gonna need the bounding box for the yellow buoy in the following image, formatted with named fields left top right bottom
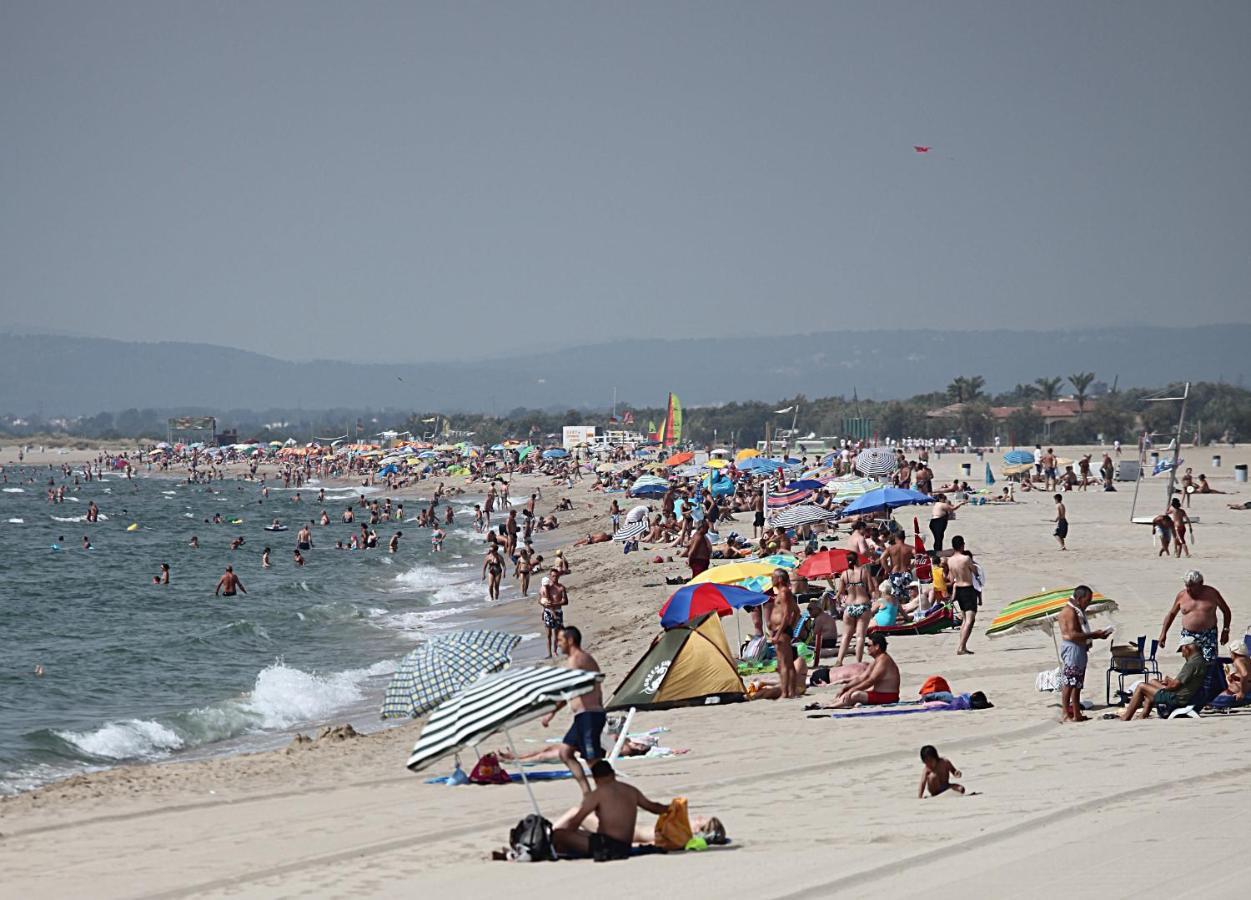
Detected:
left=127, top=523, right=139, bottom=532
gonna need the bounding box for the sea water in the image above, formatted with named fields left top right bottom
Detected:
left=0, top=472, right=503, bottom=794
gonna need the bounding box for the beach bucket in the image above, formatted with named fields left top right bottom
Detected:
left=1211, top=455, right=1221, bottom=468
left=1236, top=465, right=1248, bottom=483
left=1150, top=452, right=1159, bottom=465
left=960, top=463, right=971, bottom=477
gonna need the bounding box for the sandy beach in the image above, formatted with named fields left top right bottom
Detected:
left=2, top=444, right=1248, bottom=899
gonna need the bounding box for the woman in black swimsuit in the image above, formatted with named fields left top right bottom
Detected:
left=482, top=545, right=504, bottom=600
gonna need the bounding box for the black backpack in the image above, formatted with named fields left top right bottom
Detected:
left=509, top=814, right=556, bottom=861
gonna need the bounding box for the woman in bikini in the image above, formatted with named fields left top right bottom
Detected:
left=834, top=551, right=877, bottom=667
left=482, top=544, right=504, bottom=600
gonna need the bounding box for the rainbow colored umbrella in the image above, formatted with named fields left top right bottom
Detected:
left=986, top=588, right=1117, bottom=637
left=659, top=583, right=768, bottom=628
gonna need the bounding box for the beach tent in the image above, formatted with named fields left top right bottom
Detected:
left=607, top=613, right=745, bottom=711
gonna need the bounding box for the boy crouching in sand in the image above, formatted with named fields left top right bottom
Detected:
left=918, top=745, right=964, bottom=798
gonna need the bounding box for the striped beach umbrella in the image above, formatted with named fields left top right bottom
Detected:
left=986, top=589, right=1117, bottom=637
left=381, top=630, right=521, bottom=719
left=854, top=447, right=899, bottom=477
left=766, top=487, right=815, bottom=509
left=407, top=666, right=603, bottom=772
left=1003, top=450, right=1034, bottom=465
left=768, top=504, right=840, bottom=528
left=613, top=519, right=648, bottom=542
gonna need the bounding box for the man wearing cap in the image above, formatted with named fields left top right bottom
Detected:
left=1117, top=634, right=1207, bottom=720
left=1158, top=571, right=1232, bottom=662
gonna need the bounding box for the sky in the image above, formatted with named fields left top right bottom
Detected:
left=2, top=1, right=1249, bottom=362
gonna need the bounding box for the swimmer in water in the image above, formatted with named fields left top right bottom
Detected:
left=262, top=546, right=271, bottom=568
left=230, top=535, right=245, bottom=551
left=189, top=535, right=199, bottom=548
left=293, top=548, right=305, bottom=567
left=160, top=563, right=170, bottom=584
left=82, top=535, right=92, bottom=550
left=215, top=565, right=246, bottom=597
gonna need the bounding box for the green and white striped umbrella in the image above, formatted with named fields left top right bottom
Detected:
left=381, top=630, right=522, bottom=719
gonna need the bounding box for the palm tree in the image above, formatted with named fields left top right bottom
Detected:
left=1068, top=372, right=1096, bottom=414
left=946, top=376, right=986, bottom=404
left=1034, top=376, right=1063, bottom=401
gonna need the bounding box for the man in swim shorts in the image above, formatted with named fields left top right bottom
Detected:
left=1158, top=570, right=1231, bottom=662
left=214, top=565, right=246, bottom=597
left=945, top=536, right=979, bottom=656
left=552, top=761, right=670, bottom=861
left=541, top=626, right=604, bottom=795
left=826, top=633, right=900, bottom=707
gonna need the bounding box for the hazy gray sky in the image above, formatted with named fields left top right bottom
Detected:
left=3, top=1, right=1248, bottom=362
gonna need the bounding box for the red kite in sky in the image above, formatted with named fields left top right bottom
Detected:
left=913, top=146, right=931, bottom=153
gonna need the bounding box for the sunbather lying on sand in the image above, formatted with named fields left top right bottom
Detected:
left=498, top=736, right=652, bottom=763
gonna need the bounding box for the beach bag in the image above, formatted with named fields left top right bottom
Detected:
left=918, top=675, right=951, bottom=697
left=654, top=797, right=693, bottom=851
left=469, top=753, right=511, bottom=785
left=509, top=814, right=555, bottom=861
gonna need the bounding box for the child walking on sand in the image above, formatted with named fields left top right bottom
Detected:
left=918, top=745, right=965, bottom=798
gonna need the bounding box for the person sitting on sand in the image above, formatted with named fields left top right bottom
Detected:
left=805, top=600, right=840, bottom=661
left=824, top=633, right=900, bottom=707
left=1197, top=474, right=1224, bottom=494
left=1116, top=634, right=1206, bottom=720
left=918, top=744, right=964, bottom=798
left=551, top=761, right=670, bottom=861
left=1223, top=639, right=1250, bottom=702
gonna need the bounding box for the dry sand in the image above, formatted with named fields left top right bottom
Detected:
left=2, top=444, right=1248, bottom=899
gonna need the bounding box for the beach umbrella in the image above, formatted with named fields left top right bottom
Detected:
left=766, top=487, right=815, bottom=509
left=760, top=553, right=799, bottom=569
left=378, top=463, right=400, bottom=476
left=706, top=458, right=730, bottom=469
left=768, top=504, right=840, bottom=528
left=406, top=665, right=604, bottom=813
left=382, top=630, right=522, bottom=720
left=1003, top=450, right=1034, bottom=465
left=854, top=447, right=899, bottom=477
left=985, top=463, right=996, bottom=485
left=542, top=448, right=568, bottom=459
left=797, top=549, right=859, bottom=580
left=737, top=457, right=786, bottom=473
left=735, top=448, right=760, bottom=462
left=663, top=450, right=694, bottom=467
left=613, top=520, right=648, bottom=542
left=686, top=560, right=776, bottom=587
left=787, top=479, right=824, bottom=492
left=986, top=589, right=1117, bottom=638
left=842, top=486, right=933, bottom=517
left=659, top=583, right=767, bottom=628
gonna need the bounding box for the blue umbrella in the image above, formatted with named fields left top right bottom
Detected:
left=542, top=448, right=569, bottom=459
left=1003, top=450, right=1034, bottom=465
left=737, top=457, right=786, bottom=473
left=842, top=486, right=934, bottom=516
left=378, top=463, right=400, bottom=475
left=786, top=479, right=825, bottom=492
left=659, top=583, right=769, bottom=628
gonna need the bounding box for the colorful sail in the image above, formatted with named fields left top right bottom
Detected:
left=662, top=393, right=682, bottom=447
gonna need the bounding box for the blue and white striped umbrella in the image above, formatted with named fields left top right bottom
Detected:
left=768, top=504, right=841, bottom=528
left=854, top=447, right=899, bottom=477
left=407, top=666, right=603, bottom=772
left=1003, top=450, right=1034, bottom=465
left=382, top=630, right=521, bottom=720
left=613, top=520, right=648, bottom=542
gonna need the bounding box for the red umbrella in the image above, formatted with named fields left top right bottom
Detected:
left=796, top=549, right=859, bottom=580
left=663, top=450, right=694, bottom=467
left=658, top=583, right=766, bottom=628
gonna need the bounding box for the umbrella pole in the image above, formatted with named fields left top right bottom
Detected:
left=503, top=728, right=542, bottom=817
left=606, top=707, right=637, bottom=763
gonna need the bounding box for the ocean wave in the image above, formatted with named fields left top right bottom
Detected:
left=2, top=487, right=24, bottom=493
left=51, top=513, right=109, bottom=523
left=55, top=719, right=184, bottom=761
left=392, top=563, right=452, bottom=593
left=7, top=518, right=24, bottom=524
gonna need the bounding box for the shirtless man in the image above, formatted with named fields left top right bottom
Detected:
left=826, top=633, right=900, bottom=707
left=541, top=626, right=604, bottom=795
left=768, top=569, right=801, bottom=699
left=574, top=532, right=612, bottom=546
left=552, top=761, right=669, bottom=861
left=1167, top=497, right=1191, bottom=558
left=215, top=565, right=246, bottom=597
left=1158, top=570, right=1231, bottom=662
left=806, top=600, right=840, bottom=662
left=1053, top=494, right=1068, bottom=550
left=751, top=490, right=765, bottom=540
left=539, top=569, right=568, bottom=658
left=946, top=536, right=978, bottom=655
left=296, top=524, right=313, bottom=552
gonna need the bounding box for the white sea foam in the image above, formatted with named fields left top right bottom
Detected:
left=7, top=518, right=24, bottom=524
left=56, top=720, right=184, bottom=760
left=392, top=563, right=450, bottom=593
left=2, top=488, right=24, bottom=493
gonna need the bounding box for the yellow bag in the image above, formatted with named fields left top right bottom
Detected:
left=654, top=796, right=693, bottom=850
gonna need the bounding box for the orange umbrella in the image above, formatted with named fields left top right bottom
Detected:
left=664, top=451, right=694, bottom=467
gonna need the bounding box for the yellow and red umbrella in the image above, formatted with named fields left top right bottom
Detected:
left=987, top=588, right=1116, bottom=637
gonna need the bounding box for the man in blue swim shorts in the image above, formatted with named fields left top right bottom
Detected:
left=541, top=626, right=605, bottom=794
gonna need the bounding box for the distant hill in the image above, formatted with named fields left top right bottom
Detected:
left=2, top=326, right=1248, bottom=417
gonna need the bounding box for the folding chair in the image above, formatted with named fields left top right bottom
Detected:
left=1106, top=636, right=1161, bottom=705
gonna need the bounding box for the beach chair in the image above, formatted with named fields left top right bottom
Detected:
left=1158, top=658, right=1231, bottom=719
left=1105, top=636, right=1161, bottom=705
